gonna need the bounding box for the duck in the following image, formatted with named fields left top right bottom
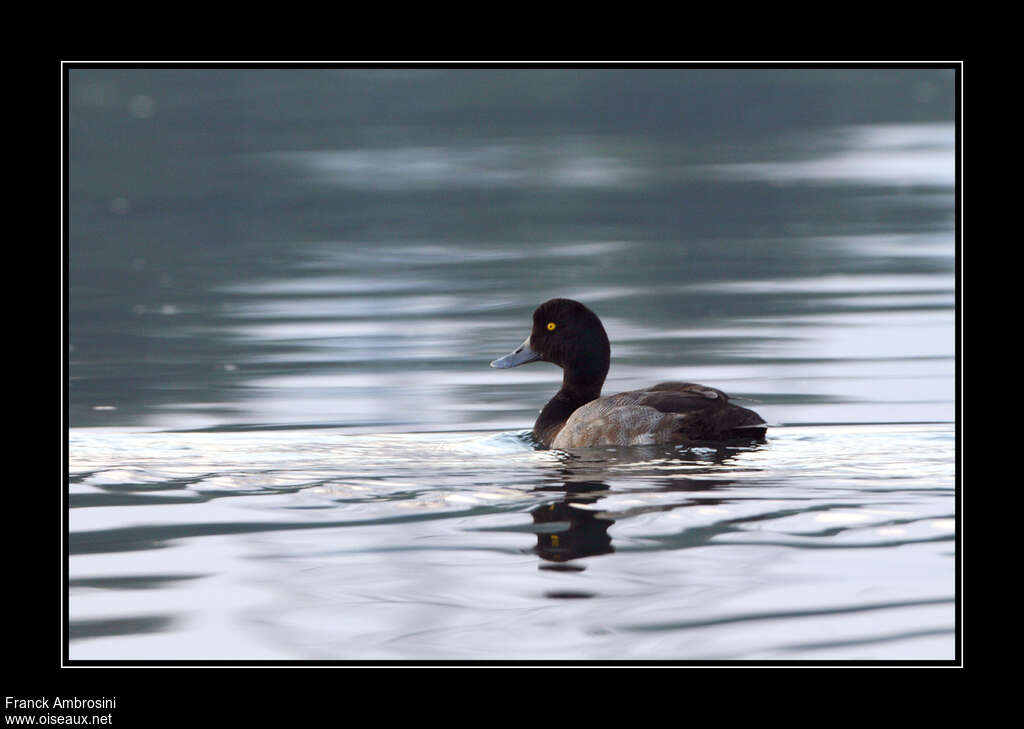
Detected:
left=490, top=298, right=767, bottom=449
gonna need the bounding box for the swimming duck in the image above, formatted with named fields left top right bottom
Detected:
left=491, top=298, right=767, bottom=449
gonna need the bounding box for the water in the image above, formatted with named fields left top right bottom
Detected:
left=65, top=67, right=958, bottom=663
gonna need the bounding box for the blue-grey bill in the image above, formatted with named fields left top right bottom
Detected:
left=490, top=336, right=541, bottom=368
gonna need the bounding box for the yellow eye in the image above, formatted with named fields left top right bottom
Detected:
left=546, top=322, right=557, bottom=331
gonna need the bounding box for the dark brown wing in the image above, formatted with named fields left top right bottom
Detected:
left=631, top=383, right=766, bottom=441
left=645, top=381, right=730, bottom=399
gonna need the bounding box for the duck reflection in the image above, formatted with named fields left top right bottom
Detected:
left=530, top=444, right=757, bottom=568
left=531, top=481, right=613, bottom=565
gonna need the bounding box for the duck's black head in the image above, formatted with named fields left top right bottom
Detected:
left=491, top=298, right=611, bottom=396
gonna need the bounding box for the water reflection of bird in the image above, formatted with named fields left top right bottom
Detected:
left=491, top=298, right=767, bottom=449
left=531, top=481, right=613, bottom=565
left=529, top=447, right=749, bottom=568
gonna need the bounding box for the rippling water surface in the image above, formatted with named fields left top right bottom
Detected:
left=69, top=424, right=953, bottom=660
left=66, top=67, right=958, bottom=663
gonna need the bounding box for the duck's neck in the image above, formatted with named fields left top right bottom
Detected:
left=533, top=349, right=609, bottom=446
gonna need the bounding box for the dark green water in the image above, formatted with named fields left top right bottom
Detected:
left=66, top=67, right=957, bottom=662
